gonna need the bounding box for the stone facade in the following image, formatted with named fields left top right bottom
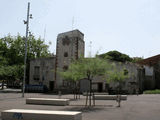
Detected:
left=138, top=54, right=160, bottom=90
left=29, top=30, right=84, bottom=90
left=29, top=57, right=55, bottom=90
left=55, top=30, right=84, bottom=88
left=29, top=29, right=157, bottom=94
left=79, top=61, right=143, bottom=94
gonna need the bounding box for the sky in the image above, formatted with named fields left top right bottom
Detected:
left=0, top=0, right=160, bottom=58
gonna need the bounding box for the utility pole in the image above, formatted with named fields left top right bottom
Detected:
left=22, top=2, right=32, bottom=97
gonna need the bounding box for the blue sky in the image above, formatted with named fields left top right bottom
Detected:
left=0, top=0, right=160, bottom=58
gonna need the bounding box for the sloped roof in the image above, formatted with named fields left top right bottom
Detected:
left=137, top=54, right=160, bottom=66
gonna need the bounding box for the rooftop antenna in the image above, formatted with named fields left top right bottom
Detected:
left=71, top=16, right=75, bottom=59
left=71, top=0, right=77, bottom=59
left=89, top=41, right=92, bottom=58
left=43, top=25, right=46, bottom=42
left=72, top=16, right=74, bottom=31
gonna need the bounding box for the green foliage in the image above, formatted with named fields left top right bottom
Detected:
left=107, top=65, right=129, bottom=84
left=143, top=89, right=160, bottom=94
left=0, top=65, right=24, bottom=81
left=60, top=57, right=112, bottom=82
left=60, top=56, right=112, bottom=106
left=132, top=57, right=144, bottom=63
left=0, top=34, right=51, bottom=83
left=59, top=68, right=83, bottom=82
left=0, top=35, right=51, bottom=64
left=98, top=50, right=133, bottom=62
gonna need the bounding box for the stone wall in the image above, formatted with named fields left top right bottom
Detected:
left=79, top=61, right=142, bottom=94
left=55, top=30, right=84, bottom=88
left=154, top=61, right=160, bottom=89
left=29, top=57, right=55, bottom=89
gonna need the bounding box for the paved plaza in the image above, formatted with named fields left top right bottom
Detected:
left=0, top=93, right=160, bottom=120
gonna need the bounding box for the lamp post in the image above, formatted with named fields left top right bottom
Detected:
left=22, top=2, right=32, bottom=97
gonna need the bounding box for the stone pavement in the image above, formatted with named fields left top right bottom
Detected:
left=0, top=88, right=21, bottom=93
left=0, top=93, right=160, bottom=120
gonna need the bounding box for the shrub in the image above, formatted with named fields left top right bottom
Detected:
left=143, top=89, right=160, bottom=94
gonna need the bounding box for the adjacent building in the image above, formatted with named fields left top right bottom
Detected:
left=29, top=29, right=159, bottom=94
left=29, top=29, right=84, bottom=91
left=137, top=54, right=160, bottom=90
left=29, top=57, right=55, bottom=91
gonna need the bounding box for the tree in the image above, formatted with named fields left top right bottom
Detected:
left=106, top=65, right=129, bottom=107
left=60, top=57, right=112, bottom=106
left=60, top=68, right=81, bottom=99
left=98, top=50, right=133, bottom=62
left=0, top=34, right=51, bottom=88
left=132, top=57, right=144, bottom=63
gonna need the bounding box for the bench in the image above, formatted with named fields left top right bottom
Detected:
left=1, top=109, right=82, bottom=120
left=26, top=98, right=70, bottom=106
left=94, top=95, right=127, bottom=100
left=83, top=92, right=108, bottom=96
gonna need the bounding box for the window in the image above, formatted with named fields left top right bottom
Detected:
left=34, top=66, right=40, bottom=75
left=63, top=65, right=68, bottom=71
left=62, top=36, right=70, bottom=45
left=33, top=66, right=40, bottom=80
left=64, top=52, right=68, bottom=57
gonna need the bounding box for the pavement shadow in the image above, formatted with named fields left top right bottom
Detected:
left=62, top=105, right=114, bottom=113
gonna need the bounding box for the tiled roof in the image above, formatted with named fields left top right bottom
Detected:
left=137, top=54, right=160, bottom=66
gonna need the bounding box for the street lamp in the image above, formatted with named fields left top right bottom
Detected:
left=22, top=2, right=32, bottom=97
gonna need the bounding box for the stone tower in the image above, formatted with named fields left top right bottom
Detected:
left=55, top=29, right=84, bottom=88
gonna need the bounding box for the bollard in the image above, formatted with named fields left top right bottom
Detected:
left=116, top=94, right=121, bottom=107
left=58, top=91, right=61, bottom=99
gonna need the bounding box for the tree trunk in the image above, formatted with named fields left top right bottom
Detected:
left=117, top=82, right=121, bottom=107
left=85, top=91, right=88, bottom=106
left=73, top=90, right=75, bottom=99
left=73, top=82, right=76, bottom=99
left=92, top=91, right=95, bottom=106
left=117, top=94, right=121, bottom=107
left=2, top=80, right=4, bottom=90
left=89, top=79, right=92, bottom=106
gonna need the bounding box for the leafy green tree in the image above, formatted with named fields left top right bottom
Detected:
left=132, top=57, right=144, bottom=63
left=0, top=34, right=51, bottom=88
left=60, top=69, right=81, bottom=99
left=99, top=50, right=133, bottom=62
left=60, top=57, right=112, bottom=106
left=106, top=65, right=129, bottom=107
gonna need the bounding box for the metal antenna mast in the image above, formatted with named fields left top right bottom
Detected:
left=22, top=2, right=32, bottom=97
left=43, top=25, right=46, bottom=42
left=71, top=16, right=74, bottom=58
left=72, top=16, right=74, bottom=31
left=89, top=41, right=92, bottom=58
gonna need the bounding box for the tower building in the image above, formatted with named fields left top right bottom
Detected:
left=55, top=29, right=85, bottom=88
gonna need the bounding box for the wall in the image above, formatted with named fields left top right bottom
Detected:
left=143, top=65, right=155, bottom=90
left=29, top=57, right=55, bottom=89
left=91, top=61, right=140, bottom=94
left=55, top=30, right=84, bottom=88
left=154, top=61, right=160, bottom=89
left=79, top=61, right=142, bottom=94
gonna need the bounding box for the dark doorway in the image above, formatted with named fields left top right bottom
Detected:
left=98, top=83, right=103, bottom=92
left=105, top=83, right=109, bottom=92
left=49, top=81, right=54, bottom=91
